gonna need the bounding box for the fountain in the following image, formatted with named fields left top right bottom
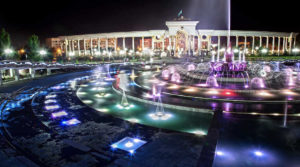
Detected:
left=148, top=96, right=172, bottom=121
left=187, top=64, right=196, bottom=71
left=206, top=76, right=219, bottom=87
left=130, top=69, right=137, bottom=79
left=250, top=77, right=265, bottom=89
left=171, top=72, right=180, bottom=83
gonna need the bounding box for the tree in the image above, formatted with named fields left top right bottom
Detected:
left=27, top=35, right=40, bottom=61
left=0, top=28, right=12, bottom=57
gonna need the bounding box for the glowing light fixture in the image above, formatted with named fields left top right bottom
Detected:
left=51, top=111, right=68, bottom=118
left=110, top=137, right=146, bottom=155
left=45, top=105, right=60, bottom=110
left=39, top=50, right=47, bottom=55
left=62, top=118, right=81, bottom=125
left=4, top=48, right=13, bottom=54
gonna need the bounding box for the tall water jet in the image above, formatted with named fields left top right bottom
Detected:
left=148, top=96, right=172, bottom=121
left=227, top=0, right=231, bottom=48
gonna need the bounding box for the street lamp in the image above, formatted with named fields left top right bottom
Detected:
left=4, top=48, right=13, bottom=54
left=39, top=50, right=47, bottom=56
left=261, top=48, right=268, bottom=54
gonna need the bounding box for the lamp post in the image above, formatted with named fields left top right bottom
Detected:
left=39, top=49, right=47, bottom=62
left=4, top=48, right=13, bottom=60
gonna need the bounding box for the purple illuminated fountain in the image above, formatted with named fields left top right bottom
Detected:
left=210, top=47, right=247, bottom=72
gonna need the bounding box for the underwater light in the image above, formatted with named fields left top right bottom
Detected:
left=167, top=84, right=180, bottom=90
left=282, top=89, right=298, bottom=96
left=126, top=118, right=140, bottom=123
left=96, top=108, right=109, bottom=112
left=83, top=100, right=93, bottom=104
left=77, top=92, right=87, bottom=95
left=192, top=130, right=206, bottom=136
left=45, top=105, right=60, bottom=110
left=257, top=91, right=273, bottom=97
left=45, top=94, right=57, bottom=99
left=254, top=151, right=263, bottom=157
left=148, top=112, right=172, bottom=121
left=183, top=87, right=198, bottom=93
left=216, top=151, right=224, bottom=156
left=44, top=99, right=57, bottom=104
left=125, top=141, right=134, bottom=148
left=51, top=111, right=68, bottom=118
left=110, top=137, right=146, bottom=154
left=62, top=118, right=81, bottom=126
left=206, top=89, right=219, bottom=95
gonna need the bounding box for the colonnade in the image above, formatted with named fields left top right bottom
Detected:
left=61, top=33, right=297, bottom=57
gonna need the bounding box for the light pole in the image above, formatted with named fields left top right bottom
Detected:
left=39, top=49, right=47, bottom=62
left=4, top=48, right=13, bottom=60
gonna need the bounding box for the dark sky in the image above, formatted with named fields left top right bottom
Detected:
left=0, top=0, right=299, bottom=47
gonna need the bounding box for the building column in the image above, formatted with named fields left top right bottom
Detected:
left=78, top=39, right=81, bottom=56
left=236, top=36, right=239, bottom=48
left=188, top=36, right=191, bottom=55
left=0, top=70, right=2, bottom=85
left=29, top=68, right=35, bottom=78
left=282, top=37, right=286, bottom=53
left=278, top=37, right=281, bottom=55
left=47, top=69, right=51, bottom=75
left=96, top=38, right=100, bottom=52
left=151, top=37, right=154, bottom=50
left=14, top=69, right=19, bottom=81
left=83, top=39, right=86, bottom=56
left=192, top=36, right=195, bottom=53
left=259, top=36, right=262, bottom=47
left=106, top=38, right=109, bottom=52
left=90, top=38, right=94, bottom=56
left=244, top=36, right=247, bottom=51
left=9, top=69, right=13, bottom=77
left=272, top=36, right=275, bottom=54
left=266, top=36, right=269, bottom=49
left=142, top=37, right=144, bottom=51
left=123, top=37, right=125, bottom=50
left=72, top=40, right=75, bottom=53
left=173, top=36, right=176, bottom=51
left=286, top=37, right=288, bottom=52
left=217, top=36, right=221, bottom=53
left=114, top=38, right=117, bottom=51
left=132, top=37, right=135, bottom=51
left=198, top=35, right=202, bottom=54
left=294, top=37, right=297, bottom=48
left=65, top=39, right=68, bottom=56
left=208, top=36, right=211, bottom=51
left=68, top=40, right=71, bottom=56
left=252, top=36, right=255, bottom=54
left=162, top=37, right=165, bottom=51
left=289, top=37, right=292, bottom=53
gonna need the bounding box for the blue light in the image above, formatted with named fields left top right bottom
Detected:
left=254, top=151, right=263, bottom=157
left=110, top=137, right=146, bottom=154
left=61, top=118, right=81, bottom=126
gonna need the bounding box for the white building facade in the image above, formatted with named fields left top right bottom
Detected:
left=52, top=17, right=298, bottom=57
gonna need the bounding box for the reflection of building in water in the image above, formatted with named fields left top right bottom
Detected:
left=46, top=15, right=298, bottom=57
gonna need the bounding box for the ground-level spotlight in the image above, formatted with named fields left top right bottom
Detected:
left=110, top=137, right=146, bottom=155
left=254, top=151, right=264, bottom=157
left=62, top=118, right=81, bottom=126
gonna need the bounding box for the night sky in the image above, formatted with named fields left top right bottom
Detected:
left=0, top=0, right=299, bottom=47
